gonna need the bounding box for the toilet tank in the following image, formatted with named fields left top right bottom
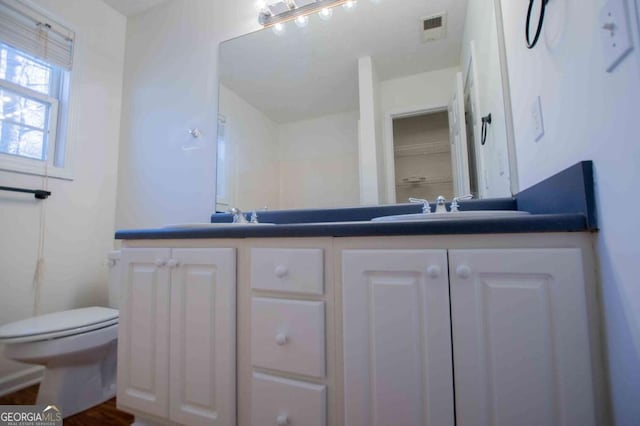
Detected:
left=107, top=251, right=121, bottom=309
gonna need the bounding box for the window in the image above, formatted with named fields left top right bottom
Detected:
left=0, top=0, right=74, bottom=178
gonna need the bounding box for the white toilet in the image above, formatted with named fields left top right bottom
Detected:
left=0, top=251, right=121, bottom=418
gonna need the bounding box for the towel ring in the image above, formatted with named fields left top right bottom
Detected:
left=526, top=0, right=549, bottom=49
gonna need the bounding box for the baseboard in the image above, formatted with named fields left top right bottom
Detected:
left=0, top=366, right=44, bottom=397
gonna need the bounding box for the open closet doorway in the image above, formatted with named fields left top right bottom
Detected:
left=391, top=111, right=454, bottom=203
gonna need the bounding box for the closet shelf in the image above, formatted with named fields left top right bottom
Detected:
left=396, top=176, right=453, bottom=187
left=394, top=141, right=450, bottom=157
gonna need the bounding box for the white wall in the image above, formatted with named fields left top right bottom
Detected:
left=278, top=111, right=359, bottom=209
left=0, top=0, right=125, bottom=381
left=218, top=84, right=279, bottom=212
left=358, top=56, right=382, bottom=205
left=379, top=67, right=459, bottom=202
left=461, top=0, right=511, bottom=197
left=115, top=0, right=259, bottom=229
left=500, top=0, right=640, bottom=423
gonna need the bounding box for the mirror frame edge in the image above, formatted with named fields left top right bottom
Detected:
left=494, top=0, right=520, bottom=196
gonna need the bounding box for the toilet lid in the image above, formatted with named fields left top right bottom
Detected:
left=0, top=307, right=119, bottom=341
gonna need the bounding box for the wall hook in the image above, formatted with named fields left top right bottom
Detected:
left=188, top=128, right=202, bottom=138
left=481, top=114, right=492, bottom=146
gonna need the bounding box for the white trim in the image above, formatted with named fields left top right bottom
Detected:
left=463, top=41, right=486, bottom=197
left=382, top=104, right=448, bottom=203
left=493, top=0, right=519, bottom=195
left=0, top=366, right=44, bottom=397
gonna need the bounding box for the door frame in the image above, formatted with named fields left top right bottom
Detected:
left=382, top=104, right=448, bottom=204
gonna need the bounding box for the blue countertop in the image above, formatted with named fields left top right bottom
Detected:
left=115, top=161, right=597, bottom=240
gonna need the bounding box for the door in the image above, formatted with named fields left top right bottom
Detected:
left=117, top=248, right=171, bottom=418
left=449, top=249, right=596, bottom=426
left=448, top=72, right=471, bottom=196
left=342, top=250, right=454, bottom=426
left=169, top=248, right=236, bottom=426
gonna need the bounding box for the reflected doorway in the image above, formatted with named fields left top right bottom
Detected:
left=391, top=111, right=454, bottom=203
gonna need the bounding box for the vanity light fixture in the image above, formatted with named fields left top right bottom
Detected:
left=259, top=0, right=356, bottom=28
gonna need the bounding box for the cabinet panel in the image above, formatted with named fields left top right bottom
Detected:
left=252, top=372, right=326, bottom=426
left=449, top=249, right=595, bottom=426
left=251, top=298, right=325, bottom=378
left=169, top=248, right=236, bottom=426
left=117, top=248, right=171, bottom=418
left=342, top=250, right=454, bottom=426
left=251, top=248, right=324, bottom=295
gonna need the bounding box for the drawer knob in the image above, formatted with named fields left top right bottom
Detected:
left=275, top=333, right=288, bottom=346
left=274, top=265, right=289, bottom=278
left=155, top=259, right=166, bottom=267
left=456, top=265, right=472, bottom=279
left=276, top=414, right=289, bottom=425
left=427, top=265, right=441, bottom=278
left=167, top=259, right=180, bottom=268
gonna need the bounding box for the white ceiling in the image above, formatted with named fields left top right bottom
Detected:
left=102, top=0, right=169, bottom=17
left=220, top=0, right=469, bottom=124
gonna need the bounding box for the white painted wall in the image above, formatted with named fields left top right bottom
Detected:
left=278, top=111, right=359, bottom=209
left=0, top=0, right=125, bottom=380
left=379, top=67, right=459, bottom=202
left=115, top=0, right=259, bottom=229
left=218, top=84, right=279, bottom=212
left=461, top=0, right=511, bottom=197
left=358, top=56, right=382, bottom=205
left=500, top=0, right=640, bottom=423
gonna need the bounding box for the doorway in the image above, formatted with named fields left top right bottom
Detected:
left=391, top=111, right=454, bottom=203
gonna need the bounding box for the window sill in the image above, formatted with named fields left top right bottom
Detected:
left=0, top=155, right=74, bottom=181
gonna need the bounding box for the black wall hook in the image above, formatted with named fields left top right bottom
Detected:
left=526, top=0, right=549, bottom=49
left=481, top=114, right=492, bottom=146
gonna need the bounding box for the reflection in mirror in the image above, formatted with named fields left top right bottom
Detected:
left=217, top=0, right=516, bottom=212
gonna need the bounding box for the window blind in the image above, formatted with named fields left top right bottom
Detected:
left=0, top=0, right=75, bottom=71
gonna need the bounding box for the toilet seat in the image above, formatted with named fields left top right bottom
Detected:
left=0, top=307, right=119, bottom=344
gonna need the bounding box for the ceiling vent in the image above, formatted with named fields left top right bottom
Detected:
left=421, top=12, right=447, bottom=42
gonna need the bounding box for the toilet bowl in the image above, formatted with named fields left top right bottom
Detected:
left=0, top=251, right=122, bottom=418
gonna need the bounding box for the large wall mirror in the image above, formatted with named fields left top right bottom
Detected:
left=217, top=0, right=517, bottom=211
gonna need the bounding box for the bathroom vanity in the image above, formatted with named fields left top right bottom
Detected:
left=114, top=163, right=608, bottom=426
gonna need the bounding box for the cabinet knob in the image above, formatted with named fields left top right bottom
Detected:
left=274, top=265, right=289, bottom=278
left=456, top=265, right=472, bottom=279
left=167, top=259, right=180, bottom=268
left=276, top=414, right=289, bottom=425
left=275, top=333, right=288, bottom=346
left=427, top=265, right=441, bottom=278
left=155, top=259, right=166, bottom=267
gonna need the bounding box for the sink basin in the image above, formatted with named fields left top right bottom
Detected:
left=371, top=210, right=530, bottom=222
left=163, top=223, right=275, bottom=229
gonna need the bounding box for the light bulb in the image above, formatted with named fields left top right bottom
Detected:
left=272, top=22, right=286, bottom=34
left=343, top=0, right=357, bottom=10
left=319, top=7, right=333, bottom=20
left=255, top=0, right=267, bottom=11
left=295, top=15, right=309, bottom=27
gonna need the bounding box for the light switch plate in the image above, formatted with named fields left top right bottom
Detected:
left=600, top=0, right=634, bottom=72
left=531, top=96, right=544, bottom=142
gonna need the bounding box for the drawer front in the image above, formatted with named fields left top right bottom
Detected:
left=251, top=248, right=324, bottom=295
left=251, top=298, right=326, bottom=377
left=252, top=372, right=326, bottom=426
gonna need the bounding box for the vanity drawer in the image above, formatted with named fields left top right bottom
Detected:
left=252, top=372, right=326, bottom=426
left=251, top=298, right=325, bottom=377
left=251, top=248, right=324, bottom=295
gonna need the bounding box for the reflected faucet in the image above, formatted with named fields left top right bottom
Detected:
left=229, top=207, right=249, bottom=224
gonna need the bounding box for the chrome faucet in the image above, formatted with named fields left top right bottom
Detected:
left=228, top=207, right=249, bottom=224
left=409, top=198, right=431, bottom=214
left=450, top=194, right=474, bottom=212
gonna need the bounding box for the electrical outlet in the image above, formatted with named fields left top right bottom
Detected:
left=600, top=0, right=634, bottom=72
left=531, top=96, right=544, bottom=142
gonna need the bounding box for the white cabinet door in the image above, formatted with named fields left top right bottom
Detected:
left=342, top=250, right=454, bottom=426
left=117, top=248, right=171, bottom=418
left=449, top=249, right=595, bottom=426
left=169, top=248, right=236, bottom=426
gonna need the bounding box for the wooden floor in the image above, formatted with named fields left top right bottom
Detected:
left=0, top=384, right=134, bottom=425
